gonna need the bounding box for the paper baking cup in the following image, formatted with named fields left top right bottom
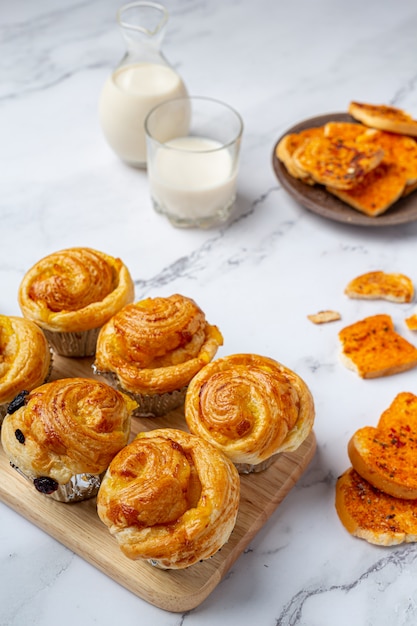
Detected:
left=92, top=366, right=186, bottom=417
left=10, top=462, right=102, bottom=502
left=43, top=328, right=100, bottom=357
left=233, top=454, right=278, bottom=475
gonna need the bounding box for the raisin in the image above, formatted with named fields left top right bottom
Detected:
left=33, top=476, right=59, bottom=494
left=7, top=390, right=29, bottom=414
left=15, top=429, right=25, bottom=444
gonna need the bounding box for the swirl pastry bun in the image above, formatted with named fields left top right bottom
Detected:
left=185, top=353, right=315, bottom=473
left=97, top=428, right=240, bottom=569
left=0, top=315, right=52, bottom=422
left=1, top=377, right=137, bottom=502
left=93, top=294, right=223, bottom=416
left=18, top=247, right=135, bottom=357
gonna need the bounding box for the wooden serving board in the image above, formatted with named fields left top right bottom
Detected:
left=0, top=355, right=316, bottom=613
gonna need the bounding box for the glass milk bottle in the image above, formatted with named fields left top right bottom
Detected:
left=99, top=2, right=188, bottom=168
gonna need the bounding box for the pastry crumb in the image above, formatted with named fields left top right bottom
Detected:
left=307, top=310, right=341, bottom=324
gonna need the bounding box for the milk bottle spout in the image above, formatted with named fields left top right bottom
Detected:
left=98, top=2, right=188, bottom=168
left=117, top=1, right=168, bottom=65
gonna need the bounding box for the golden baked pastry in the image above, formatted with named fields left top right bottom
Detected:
left=94, top=294, right=223, bottom=416
left=348, top=392, right=417, bottom=499
left=18, top=247, right=134, bottom=356
left=1, top=377, right=136, bottom=501
left=96, top=428, right=240, bottom=569
left=335, top=467, right=417, bottom=546
left=344, top=271, right=414, bottom=303
left=184, top=353, right=315, bottom=472
left=348, top=101, right=417, bottom=137
left=0, top=315, right=52, bottom=419
left=292, top=134, right=384, bottom=190
left=339, top=314, right=417, bottom=378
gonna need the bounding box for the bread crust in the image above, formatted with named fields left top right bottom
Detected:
left=184, top=353, right=315, bottom=466
left=338, top=314, right=417, bottom=378
left=96, top=428, right=240, bottom=569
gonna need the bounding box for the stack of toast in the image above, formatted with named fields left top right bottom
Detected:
left=276, top=102, right=417, bottom=217
left=336, top=392, right=417, bottom=545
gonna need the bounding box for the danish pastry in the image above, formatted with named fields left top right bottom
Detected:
left=1, top=377, right=136, bottom=502
left=0, top=315, right=52, bottom=422
left=96, top=428, right=240, bottom=569
left=18, top=247, right=134, bottom=357
left=184, top=353, right=315, bottom=473
left=93, top=294, right=223, bottom=416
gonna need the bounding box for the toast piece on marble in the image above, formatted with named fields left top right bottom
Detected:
left=348, top=101, right=417, bottom=137
left=348, top=392, right=417, bottom=499
left=338, top=314, right=417, bottom=378
left=344, top=271, right=414, bottom=303
left=292, top=134, right=384, bottom=190
left=405, top=314, right=417, bottom=331
left=335, top=467, right=417, bottom=545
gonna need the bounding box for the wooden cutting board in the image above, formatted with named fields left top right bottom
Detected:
left=0, top=355, right=316, bottom=613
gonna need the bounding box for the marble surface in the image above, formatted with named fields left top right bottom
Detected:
left=2, top=0, right=417, bottom=624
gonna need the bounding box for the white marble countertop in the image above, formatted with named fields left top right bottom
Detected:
left=2, top=0, right=417, bottom=624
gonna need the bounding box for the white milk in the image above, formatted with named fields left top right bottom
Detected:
left=98, top=62, right=188, bottom=166
left=148, top=136, right=238, bottom=224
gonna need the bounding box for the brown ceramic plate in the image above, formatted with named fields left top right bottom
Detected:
left=272, top=112, right=417, bottom=226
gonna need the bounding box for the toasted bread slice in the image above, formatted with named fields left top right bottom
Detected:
left=349, top=101, right=417, bottom=137
left=327, top=161, right=406, bottom=216
left=348, top=392, right=417, bottom=499
left=335, top=467, right=417, bottom=545
left=292, top=135, right=384, bottom=190
left=323, top=121, right=367, bottom=141
left=276, top=127, right=323, bottom=184
left=344, top=271, right=414, bottom=303
left=357, top=129, right=417, bottom=185
left=338, top=314, right=417, bottom=378
left=405, top=314, right=417, bottom=331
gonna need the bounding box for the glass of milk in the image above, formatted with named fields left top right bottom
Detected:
left=145, top=96, right=243, bottom=228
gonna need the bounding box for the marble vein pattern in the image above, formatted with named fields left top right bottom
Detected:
left=1, top=0, right=417, bottom=625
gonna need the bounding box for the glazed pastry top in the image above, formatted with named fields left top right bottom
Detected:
left=185, top=353, right=315, bottom=465
left=0, top=315, right=52, bottom=404
left=94, top=294, right=223, bottom=394
left=18, top=247, right=135, bottom=332
left=97, top=428, right=240, bottom=569
left=0, top=377, right=136, bottom=483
